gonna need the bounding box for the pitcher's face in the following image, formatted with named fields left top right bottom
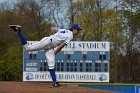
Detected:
left=73, top=29, right=79, bottom=35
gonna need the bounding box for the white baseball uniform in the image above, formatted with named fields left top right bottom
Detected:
left=24, top=28, right=73, bottom=69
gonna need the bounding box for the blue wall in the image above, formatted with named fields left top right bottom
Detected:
left=79, top=84, right=138, bottom=93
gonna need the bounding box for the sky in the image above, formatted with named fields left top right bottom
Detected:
left=0, top=0, right=5, bottom=2
left=0, top=0, right=16, bottom=4
left=0, top=0, right=10, bottom=3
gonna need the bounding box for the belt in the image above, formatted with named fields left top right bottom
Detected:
left=50, top=38, right=52, bottom=42
left=50, top=38, right=54, bottom=48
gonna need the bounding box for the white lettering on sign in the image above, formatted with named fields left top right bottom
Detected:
left=26, top=67, right=37, bottom=71
left=26, top=63, right=37, bottom=66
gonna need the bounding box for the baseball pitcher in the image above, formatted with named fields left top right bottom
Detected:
left=9, top=24, right=82, bottom=87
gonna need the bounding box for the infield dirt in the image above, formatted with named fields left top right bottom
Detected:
left=0, top=81, right=120, bottom=93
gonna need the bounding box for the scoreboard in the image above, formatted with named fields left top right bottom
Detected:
left=23, top=41, right=110, bottom=82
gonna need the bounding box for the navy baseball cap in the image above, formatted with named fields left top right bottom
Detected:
left=71, top=24, right=82, bottom=30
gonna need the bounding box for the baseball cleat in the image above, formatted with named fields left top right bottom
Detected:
left=52, top=82, right=61, bottom=87
left=9, top=25, right=21, bottom=32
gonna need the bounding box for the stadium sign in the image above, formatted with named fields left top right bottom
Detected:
left=23, top=72, right=109, bottom=82
left=23, top=41, right=110, bottom=82
left=63, top=41, right=110, bottom=51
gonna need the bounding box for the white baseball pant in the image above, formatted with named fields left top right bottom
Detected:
left=24, top=37, right=56, bottom=69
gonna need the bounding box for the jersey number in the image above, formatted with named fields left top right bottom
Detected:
left=60, top=31, right=65, bottom=33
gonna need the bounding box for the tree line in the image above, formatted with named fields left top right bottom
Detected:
left=0, top=0, right=139, bottom=83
